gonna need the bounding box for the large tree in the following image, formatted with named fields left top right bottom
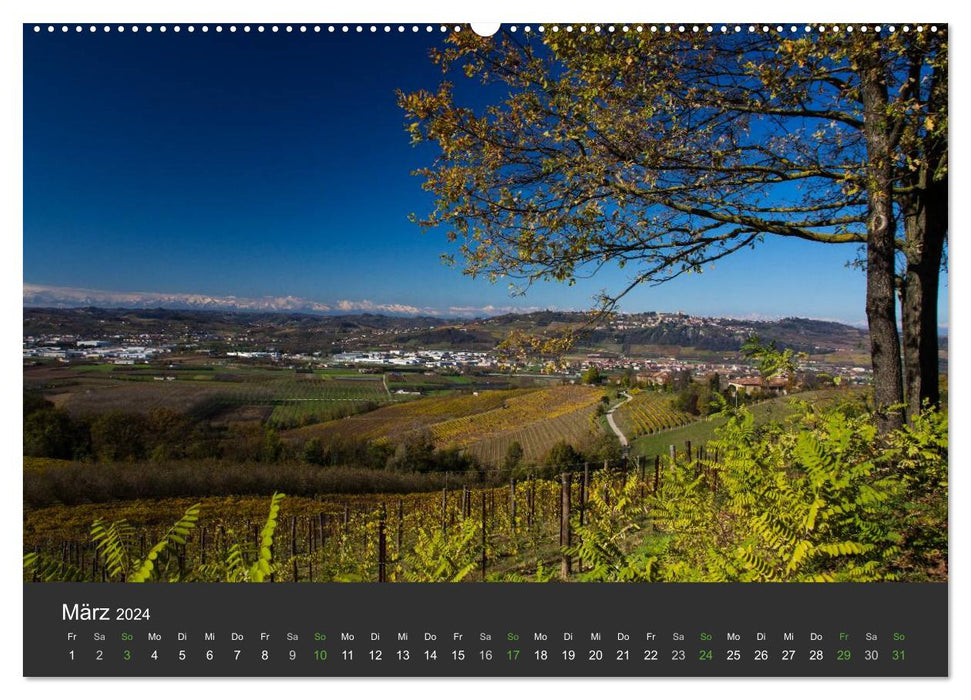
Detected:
left=399, top=25, right=947, bottom=431
left=896, top=34, right=948, bottom=420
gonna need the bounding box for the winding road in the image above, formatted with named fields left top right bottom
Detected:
left=605, top=391, right=634, bottom=447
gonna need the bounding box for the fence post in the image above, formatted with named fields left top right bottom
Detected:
left=685, top=440, right=692, bottom=461
left=579, top=463, right=588, bottom=574
left=528, top=475, right=535, bottom=530
left=441, top=487, right=448, bottom=533
left=378, top=504, right=387, bottom=583
left=560, top=473, right=572, bottom=579
left=638, top=455, right=645, bottom=497
left=509, top=479, right=516, bottom=526
left=654, top=455, right=661, bottom=494
left=480, top=492, right=487, bottom=581
left=583, top=463, right=590, bottom=505
left=291, top=516, right=297, bottom=558
left=318, top=513, right=326, bottom=559
left=396, top=499, right=404, bottom=557
left=581, top=463, right=589, bottom=526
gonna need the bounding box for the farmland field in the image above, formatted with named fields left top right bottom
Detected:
left=385, top=371, right=548, bottom=394
left=24, top=362, right=391, bottom=425
left=287, top=388, right=537, bottom=443
left=429, top=385, right=604, bottom=462
left=612, top=389, right=695, bottom=438
left=289, top=384, right=605, bottom=459
left=23, top=375, right=943, bottom=585
left=429, top=385, right=601, bottom=445
left=24, top=475, right=574, bottom=582
left=24, top=491, right=448, bottom=546
left=26, top=361, right=611, bottom=464
left=462, top=407, right=602, bottom=465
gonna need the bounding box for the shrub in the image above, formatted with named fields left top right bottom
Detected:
left=569, top=401, right=947, bottom=582
left=545, top=440, right=580, bottom=468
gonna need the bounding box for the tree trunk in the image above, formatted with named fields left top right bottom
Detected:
left=902, top=174, right=946, bottom=420
left=857, top=46, right=905, bottom=433
left=900, top=44, right=947, bottom=422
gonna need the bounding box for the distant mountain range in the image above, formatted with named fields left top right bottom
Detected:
left=22, top=284, right=542, bottom=319
left=22, top=286, right=944, bottom=357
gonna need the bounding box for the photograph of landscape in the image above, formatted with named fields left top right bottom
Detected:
left=23, top=24, right=947, bottom=584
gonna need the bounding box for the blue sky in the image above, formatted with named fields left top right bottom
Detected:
left=23, top=26, right=948, bottom=325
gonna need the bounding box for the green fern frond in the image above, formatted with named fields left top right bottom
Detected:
left=249, top=492, right=285, bottom=583
left=91, top=519, right=135, bottom=579
left=128, top=503, right=200, bottom=583
left=24, top=552, right=85, bottom=582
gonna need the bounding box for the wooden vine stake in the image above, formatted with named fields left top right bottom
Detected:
left=560, top=472, right=572, bottom=579
left=480, top=492, right=487, bottom=581
left=378, top=504, right=387, bottom=583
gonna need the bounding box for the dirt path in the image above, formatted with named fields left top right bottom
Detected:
left=606, top=391, right=633, bottom=447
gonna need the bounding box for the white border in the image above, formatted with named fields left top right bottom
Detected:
left=4, top=1, right=966, bottom=699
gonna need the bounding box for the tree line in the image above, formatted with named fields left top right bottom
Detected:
left=24, top=392, right=622, bottom=483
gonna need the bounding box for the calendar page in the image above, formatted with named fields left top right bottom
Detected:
left=21, top=16, right=948, bottom=679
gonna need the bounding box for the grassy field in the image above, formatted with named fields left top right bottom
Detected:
left=631, top=387, right=866, bottom=459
